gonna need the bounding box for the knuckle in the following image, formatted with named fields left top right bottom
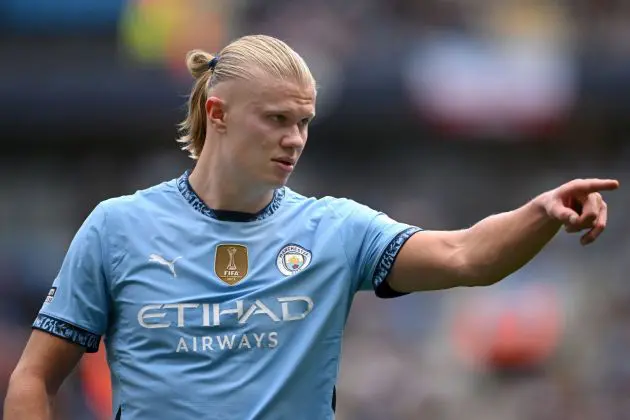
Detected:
left=565, top=179, right=579, bottom=189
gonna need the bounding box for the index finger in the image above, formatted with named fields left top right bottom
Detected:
left=563, top=179, right=620, bottom=194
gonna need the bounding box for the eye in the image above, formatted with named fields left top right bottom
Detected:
left=270, top=114, right=287, bottom=124
left=299, top=118, right=311, bottom=127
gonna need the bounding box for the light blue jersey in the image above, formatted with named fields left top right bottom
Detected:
left=33, top=171, right=420, bottom=420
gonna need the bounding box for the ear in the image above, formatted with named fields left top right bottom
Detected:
left=206, top=96, right=227, bottom=134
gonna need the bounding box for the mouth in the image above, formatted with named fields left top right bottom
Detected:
left=272, top=158, right=296, bottom=172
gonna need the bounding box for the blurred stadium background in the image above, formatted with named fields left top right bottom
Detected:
left=1, top=0, right=629, bottom=419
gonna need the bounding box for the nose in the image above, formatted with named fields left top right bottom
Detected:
left=280, top=126, right=306, bottom=150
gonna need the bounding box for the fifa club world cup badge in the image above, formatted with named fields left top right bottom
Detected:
left=215, top=244, right=249, bottom=285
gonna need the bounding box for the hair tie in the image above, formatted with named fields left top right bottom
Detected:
left=208, top=56, right=220, bottom=71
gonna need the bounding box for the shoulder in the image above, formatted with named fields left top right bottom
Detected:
left=99, top=178, right=179, bottom=212
left=95, top=178, right=180, bottom=224
left=282, top=187, right=366, bottom=220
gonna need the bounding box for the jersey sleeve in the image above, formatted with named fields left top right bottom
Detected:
left=332, top=199, right=421, bottom=298
left=32, top=203, right=111, bottom=353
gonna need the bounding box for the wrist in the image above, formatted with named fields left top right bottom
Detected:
left=531, top=192, right=563, bottom=228
left=531, top=192, right=550, bottom=216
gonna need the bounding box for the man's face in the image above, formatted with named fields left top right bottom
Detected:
left=209, top=74, right=316, bottom=189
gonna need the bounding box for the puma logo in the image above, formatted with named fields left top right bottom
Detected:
left=148, top=254, right=182, bottom=278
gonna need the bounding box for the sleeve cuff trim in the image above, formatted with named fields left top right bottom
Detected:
left=32, top=313, right=101, bottom=353
left=372, top=227, right=421, bottom=299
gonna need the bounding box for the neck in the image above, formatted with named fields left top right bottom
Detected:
left=188, top=157, right=274, bottom=215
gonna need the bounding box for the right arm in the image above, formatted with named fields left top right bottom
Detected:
left=4, top=331, right=85, bottom=420
left=5, top=202, right=112, bottom=419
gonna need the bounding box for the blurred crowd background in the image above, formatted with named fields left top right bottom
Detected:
left=1, top=0, right=629, bottom=419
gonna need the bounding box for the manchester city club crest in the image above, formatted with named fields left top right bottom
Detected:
left=276, top=244, right=312, bottom=276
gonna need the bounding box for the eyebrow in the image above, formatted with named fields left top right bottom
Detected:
left=265, top=108, right=316, bottom=119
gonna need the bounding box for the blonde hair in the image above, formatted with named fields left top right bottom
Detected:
left=177, top=35, right=316, bottom=159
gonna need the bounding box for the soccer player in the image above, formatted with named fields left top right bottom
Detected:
left=4, top=35, right=618, bottom=420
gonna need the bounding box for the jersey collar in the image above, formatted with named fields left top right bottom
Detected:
left=176, top=170, right=285, bottom=222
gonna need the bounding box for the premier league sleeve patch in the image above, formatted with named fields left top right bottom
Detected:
left=44, top=287, right=57, bottom=304
left=276, top=244, right=312, bottom=276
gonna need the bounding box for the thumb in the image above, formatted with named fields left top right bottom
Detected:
left=552, top=206, right=580, bottom=226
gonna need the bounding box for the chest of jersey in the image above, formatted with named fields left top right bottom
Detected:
left=108, top=213, right=352, bottom=357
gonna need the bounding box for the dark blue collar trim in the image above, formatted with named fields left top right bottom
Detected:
left=176, top=171, right=285, bottom=222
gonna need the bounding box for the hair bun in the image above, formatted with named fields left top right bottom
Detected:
left=185, top=49, right=214, bottom=80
